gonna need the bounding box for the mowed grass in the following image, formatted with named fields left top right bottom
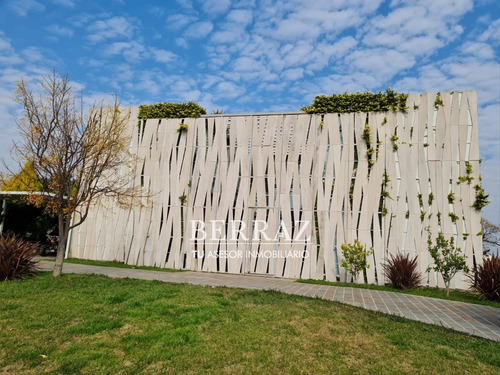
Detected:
left=298, top=279, right=500, bottom=308
left=0, top=274, right=499, bottom=375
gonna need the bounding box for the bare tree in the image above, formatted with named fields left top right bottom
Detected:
left=8, top=71, right=139, bottom=276
left=483, top=219, right=500, bottom=255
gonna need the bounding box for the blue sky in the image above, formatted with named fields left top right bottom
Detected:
left=0, top=0, right=499, bottom=223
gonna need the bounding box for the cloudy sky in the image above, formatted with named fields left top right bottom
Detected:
left=0, top=0, right=499, bottom=222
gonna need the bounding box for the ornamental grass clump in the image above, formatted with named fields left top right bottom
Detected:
left=0, top=235, right=39, bottom=281
left=469, top=254, right=500, bottom=302
left=382, top=253, right=423, bottom=290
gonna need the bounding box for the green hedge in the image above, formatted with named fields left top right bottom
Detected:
left=138, top=101, right=206, bottom=119
left=302, top=89, right=408, bottom=114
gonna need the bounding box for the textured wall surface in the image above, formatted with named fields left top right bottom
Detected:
left=69, top=91, right=483, bottom=287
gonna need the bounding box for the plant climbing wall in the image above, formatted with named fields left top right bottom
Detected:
left=69, top=91, right=483, bottom=288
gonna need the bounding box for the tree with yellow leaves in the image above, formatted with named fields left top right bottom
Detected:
left=6, top=71, right=140, bottom=276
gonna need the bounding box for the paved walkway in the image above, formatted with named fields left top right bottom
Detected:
left=39, top=261, right=500, bottom=342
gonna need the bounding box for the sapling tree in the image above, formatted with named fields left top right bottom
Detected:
left=5, top=71, right=140, bottom=277
left=427, top=230, right=469, bottom=296
left=341, top=239, right=373, bottom=283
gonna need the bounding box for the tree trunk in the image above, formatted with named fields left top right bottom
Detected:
left=53, top=214, right=69, bottom=277
left=445, top=282, right=450, bottom=297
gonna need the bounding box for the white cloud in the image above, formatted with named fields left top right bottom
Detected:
left=226, top=9, right=253, bottom=25
left=346, top=48, right=416, bottom=81
left=478, top=18, right=500, bottom=45
left=104, top=41, right=146, bottom=63
left=87, top=16, right=135, bottom=43
left=461, top=42, right=495, bottom=60
left=200, top=0, right=231, bottom=15
left=214, top=81, right=245, bottom=99
left=175, top=38, right=189, bottom=49
left=166, top=14, right=197, bottom=30
left=0, top=33, right=23, bottom=66
left=21, top=47, right=44, bottom=63
left=184, top=22, right=213, bottom=39
left=51, top=0, right=75, bottom=8
left=149, top=47, right=176, bottom=63
left=7, top=0, right=44, bottom=16
left=47, top=24, right=74, bottom=37
left=281, top=68, right=304, bottom=80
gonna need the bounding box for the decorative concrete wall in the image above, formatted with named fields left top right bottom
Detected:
left=69, top=91, right=483, bottom=288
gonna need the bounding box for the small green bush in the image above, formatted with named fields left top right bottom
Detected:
left=138, top=101, right=206, bottom=119
left=427, top=231, right=469, bottom=296
left=302, top=88, right=408, bottom=114
left=0, top=235, right=39, bottom=281
left=341, top=240, right=373, bottom=283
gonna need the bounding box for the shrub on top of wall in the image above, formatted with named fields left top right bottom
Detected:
left=301, top=88, right=408, bottom=114
left=138, top=101, right=207, bottom=119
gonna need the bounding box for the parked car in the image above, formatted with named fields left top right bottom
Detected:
left=40, top=232, right=59, bottom=256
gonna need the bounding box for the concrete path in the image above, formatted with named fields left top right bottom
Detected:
left=39, top=261, right=500, bottom=342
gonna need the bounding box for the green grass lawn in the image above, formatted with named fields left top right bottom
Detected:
left=0, top=273, right=499, bottom=374
left=298, top=279, right=500, bottom=308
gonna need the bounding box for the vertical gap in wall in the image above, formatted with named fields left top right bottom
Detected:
left=334, top=227, right=340, bottom=281
left=140, top=161, right=145, bottom=187
left=191, top=144, right=197, bottom=182
left=432, top=101, right=438, bottom=144
left=386, top=214, right=393, bottom=254
left=169, top=148, right=173, bottom=174
left=297, top=153, right=302, bottom=177
left=264, top=164, right=269, bottom=207
left=314, top=195, right=320, bottom=259
left=350, top=132, right=358, bottom=209
left=141, top=119, right=146, bottom=142
left=338, top=114, right=344, bottom=158
left=212, top=117, right=217, bottom=145
left=449, top=177, right=458, bottom=238
left=378, top=175, right=384, bottom=232
left=176, top=119, right=184, bottom=165
left=395, top=148, right=401, bottom=198
left=466, top=107, right=473, bottom=162
left=324, top=131, right=330, bottom=198
left=370, top=216, right=378, bottom=284
left=423, top=114, right=429, bottom=162
left=165, top=233, right=173, bottom=264
left=211, top=154, right=218, bottom=207
left=402, top=195, right=409, bottom=254
left=417, top=172, right=422, bottom=233
left=205, top=118, right=209, bottom=148
left=233, top=164, right=241, bottom=209
left=159, top=207, right=164, bottom=235
left=180, top=203, right=184, bottom=257
left=226, top=118, right=231, bottom=163
left=341, top=199, right=345, bottom=228
left=356, top=190, right=362, bottom=238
